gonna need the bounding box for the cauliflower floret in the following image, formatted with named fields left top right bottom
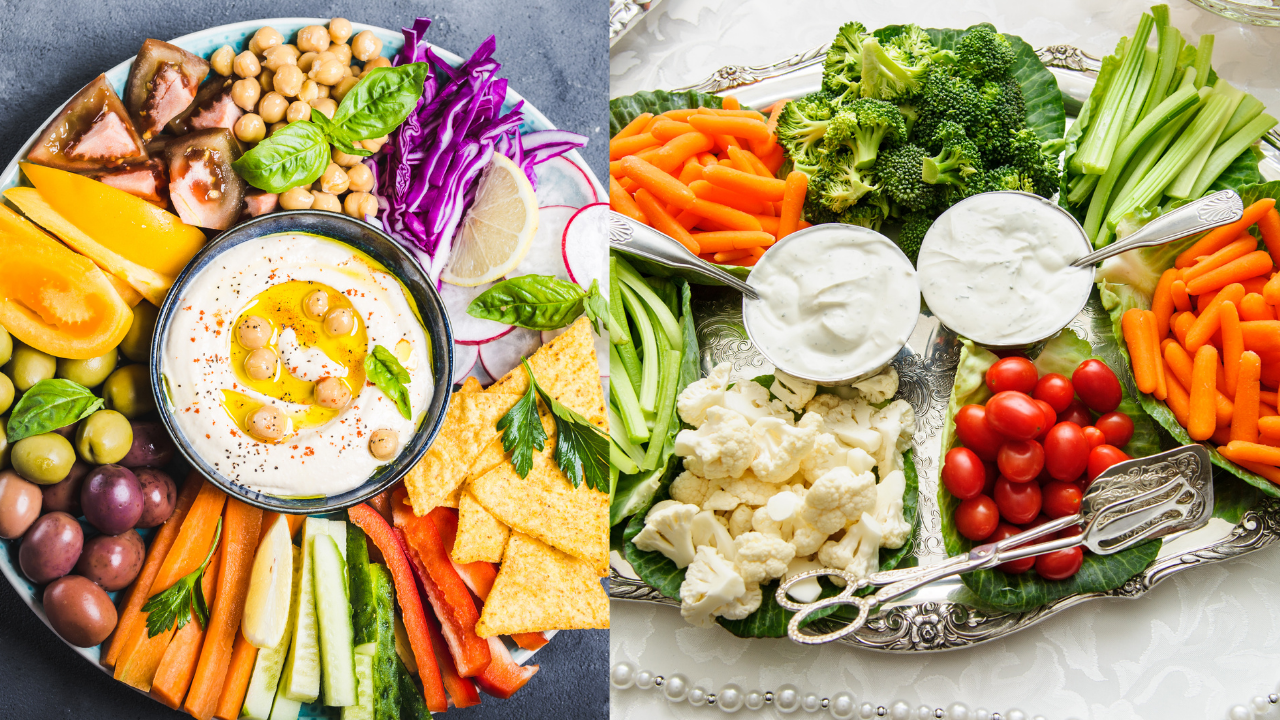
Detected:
left=847, top=447, right=876, bottom=474
left=817, top=513, right=884, bottom=581
left=721, top=470, right=776, bottom=506
left=801, top=432, right=848, bottom=483
left=703, top=490, right=743, bottom=512
left=632, top=500, right=701, bottom=568
left=851, top=366, right=899, bottom=403
left=800, top=466, right=878, bottom=534
left=733, top=531, right=796, bottom=584
left=679, top=545, right=750, bottom=627
left=810, top=396, right=883, bottom=455
left=752, top=505, right=828, bottom=557
left=750, top=413, right=821, bottom=483
left=677, top=362, right=732, bottom=427
left=782, top=557, right=826, bottom=603
left=722, top=380, right=785, bottom=425
left=670, top=471, right=721, bottom=507
left=805, top=393, right=841, bottom=416
left=675, top=406, right=755, bottom=480
left=717, top=581, right=763, bottom=620
left=870, top=399, right=915, bottom=473
left=728, top=504, right=755, bottom=537
left=771, top=371, right=817, bottom=411
left=874, top=469, right=911, bottom=549
left=691, top=509, right=738, bottom=561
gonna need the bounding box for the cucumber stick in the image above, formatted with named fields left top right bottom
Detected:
left=241, top=544, right=303, bottom=720
left=367, top=565, right=402, bottom=720
left=314, top=534, right=357, bottom=706
left=267, top=679, right=302, bottom=720
left=347, top=526, right=375, bottom=646
left=343, top=644, right=376, bottom=720
left=282, top=517, right=328, bottom=702
left=396, top=656, right=433, bottom=720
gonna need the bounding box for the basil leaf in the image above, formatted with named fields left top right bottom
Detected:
left=6, top=379, right=104, bottom=442
left=333, top=63, right=430, bottom=142
left=310, top=110, right=374, bottom=157
left=231, top=121, right=330, bottom=193
left=467, top=275, right=590, bottom=331
left=364, top=345, right=412, bottom=419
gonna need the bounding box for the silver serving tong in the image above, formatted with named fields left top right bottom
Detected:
left=608, top=211, right=760, bottom=299
left=777, top=444, right=1213, bottom=645
left=1070, top=190, right=1244, bottom=267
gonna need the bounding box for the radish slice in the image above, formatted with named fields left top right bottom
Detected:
left=514, top=205, right=578, bottom=279
left=562, top=203, right=608, bottom=288
left=542, top=326, right=611, bottom=377
left=535, top=156, right=599, bottom=208
left=452, top=343, right=478, bottom=385
left=479, top=328, right=543, bottom=380
left=441, top=283, right=515, bottom=345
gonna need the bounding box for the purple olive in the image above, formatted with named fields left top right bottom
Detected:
left=52, top=421, right=80, bottom=441
left=80, top=465, right=143, bottom=535
left=134, top=468, right=177, bottom=528
left=19, top=512, right=83, bottom=584
left=44, top=575, right=116, bottom=647
left=41, top=461, right=90, bottom=516
left=120, top=421, right=175, bottom=468
left=74, top=530, right=144, bottom=591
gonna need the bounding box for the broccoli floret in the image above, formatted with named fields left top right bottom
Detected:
left=823, top=21, right=869, bottom=104
left=859, top=36, right=932, bottom=102
left=922, top=121, right=983, bottom=187
left=823, top=99, right=907, bottom=170
left=874, top=143, right=941, bottom=212
left=972, top=77, right=1028, bottom=159
left=983, top=165, right=1037, bottom=194
left=802, top=191, right=839, bottom=225
left=913, top=66, right=993, bottom=152
left=897, top=211, right=934, bottom=264
left=1003, top=128, right=1062, bottom=197
left=812, top=150, right=880, bottom=212
left=776, top=94, right=835, bottom=169
left=956, top=24, right=1016, bottom=79
left=839, top=203, right=888, bottom=231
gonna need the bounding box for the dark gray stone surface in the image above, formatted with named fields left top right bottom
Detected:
left=0, top=1, right=608, bottom=718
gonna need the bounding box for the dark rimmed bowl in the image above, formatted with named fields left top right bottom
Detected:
left=149, top=210, right=453, bottom=514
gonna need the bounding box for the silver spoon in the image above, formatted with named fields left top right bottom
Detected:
left=1070, top=189, right=1243, bottom=267
left=608, top=211, right=760, bottom=299
left=776, top=444, right=1213, bottom=645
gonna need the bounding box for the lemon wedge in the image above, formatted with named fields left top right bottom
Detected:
left=441, top=153, right=539, bottom=287
left=242, top=514, right=294, bottom=649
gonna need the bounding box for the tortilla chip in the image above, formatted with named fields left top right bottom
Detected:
left=403, top=392, right=522, bottom=516
left=469, top=448, right=609, bottom=575
left=475, top=532, right=609, bottom=637
left=452, top=491, right=509, bottom=564
left=458, top=376, right=483, bottom=394
left=487, top=317, right=607, bottom=430
left=465, top=413, right=556, bottom=484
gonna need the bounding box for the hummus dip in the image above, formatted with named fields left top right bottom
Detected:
left=162, top=233, right=433, bottom=497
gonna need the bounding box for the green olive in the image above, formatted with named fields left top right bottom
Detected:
left=0, top=374, right=11, bottom=416
left=75, top=409, right=133, bottom=465
left=0, top=421, right=9, bottom=471
left=103, top=365, right=155, bottom=419
left=3, top=343, right=56, bottom=393
left=0, top=325, right=11, bottom=367
left=11, top=432, right=75, bottom=485
left=120, top=303, right=160, bottom=363
left=57, top=348, right=118, bottom=389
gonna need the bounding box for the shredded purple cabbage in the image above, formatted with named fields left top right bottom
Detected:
left=373, top=17, right=588, bottom=281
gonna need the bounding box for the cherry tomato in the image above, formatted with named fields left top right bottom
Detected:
left=955, top=495, right=1000, bottom=541
left=1034, top=400, right=1057, bottom=442
left=997, top=439, right=1044, bottom=483
left=994, top=476, right=1042, bottom=525
left=983, top=462, right=999, bottom=495
left=1058, top=522, right=1084, bottom=538
left=986, top=357, right=1038, bottom=395
left=1035, top=546, right=1084, bottom=580
left=1041, top=481, right=1083, bottom=519
left=1087, top=444, right=1131, bottom=482
left=989, top=522, right=1035, bottom=574
left=955, top=405, right=1006, bottom=461
left=984, top=391, right=1045, bottom=440
left=1072, top=359, right=1122, bottom=413
left=942, top=448, right=986, bottom=500
left=1034, top=373, right=1075, bottom=413
left=1081, top=426, right=1107, bottom=449
left=1043, top=422, right=1089, bottom=481
left=1094, top=411, right=1134, bottom=448
left=1058, top=400, right=1093, bottom=428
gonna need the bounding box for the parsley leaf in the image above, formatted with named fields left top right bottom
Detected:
left=141, top=518, right=222, bottom=638
left=496, top=374, right=547, bottom=478
left=365, top=345, right=412, bottom=419
left=523, top=360, right=609, bottom=492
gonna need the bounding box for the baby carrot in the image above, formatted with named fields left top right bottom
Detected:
left=697, top=152, right=718, bottom=167
left=713, top=135, right=741, bottom=154
left=777, top=171, right=808, bottom=241
left=1170, top=279, right=1191, bottom=312
left=1185, top=283, right=1246, bottom=351
left=620, top=155, right=697, bottom=210
left=1166, top=341, right=1234, bottom=426
left=1175, top=198, right=1277, bottom=268
left=1123, top=309, right=1158, bottom=394
left=1222, top=439, right=1280, bottom=466
left=651, top=120, right=696, bottom=142
left=689, top=198, right=764, bottom=232
left=721, top=95, right=741, bottom=110
left=1189, top=345, right=1220, bottom=440
left=634, top=188, right=700, bottom=255
left=1244, top=275, right=1270, bottom=296
left=1222, top=301, right=1244, bottom=396
left=725, top=144, right=757, bottom=174
left=1183, top=237, right=1258, bottom=284
left=687, top=113, right=771, bottom=143
left=1173, top=311, right=1195, bottom=346
left=1265, top=273, right=1280, bottom=306
left=690, top=230, right=775, bottom=253
left=609, top=176, right=647, bottom=224
left=610, top=132, right=661, bottom=160
left=730, top=145, right=773, bottom=177
left=1232, top=351, right=1263, bottom=443
left=1221, top=453, right=1280, bottom=486
left=652, top=132, right=717, bottom=174
left=752, top=214, right=781, bottom=234
left=1241, top=292, right=1276, bottom=321
left=677, top=158, right=704, bottom=187
left=661, top=108, right=699, bottom=121
left=702, top=108, right=769, bottom=121
left=1241, top=320, right=1280, bottom=352
left=760, top=142, right=787, bottom=174
left=642, top=114, right=663, bottom=133
left=765, top=99, right=791, bottom=132
left=1260, top=415, right=1280, bottom=440
left=688, top=180, right=771, bottom=215
left=612, top=113, right=653, bottom=141
left=1152, top=268, right=1179, bottom=339
left=703, top=164, right=787, bottom=202
left=1261, top=208, right=1280, bottom=267
left=712, top=248, right=753, bottom=263
left=1144, top=311, right=1168, bottom=400
left=1165, top=367, right=1192, bottom=427
left=1185, top=251, right=1274, bottom=295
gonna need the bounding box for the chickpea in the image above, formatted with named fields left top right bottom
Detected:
left=285, top=100, right=311, bottom=123
left=247, top=35, right=263, bottom=56
left=253, top=27, right=283, bottom=53
left=361, top=136, right=389, bottom=153
left=351, top=31, right=382, bottom=62
left=279, top=186, right=315, bottom=210
left=311, top=192, right=341, bottom=213
left=246, top=404, right=286, bottom=442
left=230, top=78, right=261, bottom=112
left=344, top=192, right=378, bottom=220
left=319, top=163, right=349, bottom=195
left=267, top=121, right=287, bottom=137
left=244, top=347, right=278, bottom=381
left=257, top=67, right=275, bottom=93
left=368, top=429, right=398, bottom=460
left=210, top=45, right=234, bottom=76
left=236, top=316, right=271, bottom=349
left=261, top=44, right=298, bottom=72
left=297, top=51, right=318, bottom=74
left=345, top=65, right=356, bottom=78
left=297, top=80, right=319, bottom=104
left=362, top=57, right=391, bottom=75
left=313, top=51, right=338, bottom=67
left=311, top=60, right=345, bottom=86
left=304, top=290, right=330, bottom=319
left=330, top=43, right=352, bottom=66
left=310, top=97, right=337, bottom=119
left=315, top=83, right=330, bottom=99
left=331, top=76, right=359, bottom=103
left=332, top=146, right=362, bottom=167
left=233, top=113, right=266, bottom=143
left=313, top=376, right=351, bottom=409
left=257, top=92, right=288, bottom=124
left=323, top=307, right=355, bottom=337
left=233, top=51, right=261, bottom=78
left=297, top=25, right=331, bottom=53
left=329, top=18, right=353, bottom=44
left=273, top=65, right=304, bottom=98
left=346, top=162, right=374, bottom=193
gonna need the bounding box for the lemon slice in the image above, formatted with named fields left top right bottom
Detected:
left=242, top=514, right=294, bottom=649
left=441, top=153, right=539, bottom=287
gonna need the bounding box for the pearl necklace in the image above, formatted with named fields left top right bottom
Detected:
left=612, top=660, right=1280, bottom=719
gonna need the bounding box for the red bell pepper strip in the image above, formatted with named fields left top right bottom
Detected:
left=415, top=565, right=482, bottom=708
left=347, top=503, right=448, bottom=713
left=475, top=636, right=539, bottom=699
left=392, top=495, right=492, bottom=678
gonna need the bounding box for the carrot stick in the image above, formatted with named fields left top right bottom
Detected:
left=765, top=100, right=791, bottom=132
left=1152, top=268, right=1179, bottom=339
left=609, top=132, right=661, bottom=161
left=104, top=477, right=203, bottom=669
left=1231, top=351, right=1262, bottom=443
left=1185, top=283, right=1246, bottom=351
left=721, top=95, right=741, bottom=110
left=151, top=542, right=223, bottom=709
left=690, top=230, right=776, bottom=253
left=1242, top=292, right=1276, bottom=321
left=651, top=120, right=696, bottom=142
left=634, top=189, right=700, bottom=255
left=609, top=176, right=647, bottom=224
left=612, top=113, right=653, bottom=141
left=687, top=114, right=771, bottom=143
left=185, top=499, right=263, bottom=720
left=1165, top=367, right=1192, bottom=427
left=1189, top=345, right=1220, bottom=440
left=1261, top=209, right=1280, bottom=267
left=1222, top=439, right=1280, bottom=465
left=713, top=249, right=753, bottom=263
left=1123, top=309, right=1158, bottom=394
left=703, top=164, right=787, bottom=202
left=1144, top=311, right=1167, bottom=400
left=620, top=155, right=696, bottom=210
left=1265, top=273, right=1280, bottom=306
left=652, top=132, right=716, bottom=174
left=777, top=171, right=808, bottom=240
left=1170, top=279, right=1191, bottom=312
left=689, top=198, right=764, bottom=231
left=1176, top=198, right=1276, bottom=268
left=213, top=631, right=257, bottom=720
left=688, top=180, right=771, bottom=215
left=1183, top=237, right=1258, bottom=284
left=1186, top=251, right=1274, bottom=295
left=1173, top=311, right=1195, bottom=346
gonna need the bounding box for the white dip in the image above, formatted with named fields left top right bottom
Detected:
left=916, top=192, right=1094, bottom=346
left=162, top=233, right=433, bottom=497
left=742, top=225, right=919, bottom=382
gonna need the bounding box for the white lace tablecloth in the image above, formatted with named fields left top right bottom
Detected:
left=610, top=2, right=1280, bottom=718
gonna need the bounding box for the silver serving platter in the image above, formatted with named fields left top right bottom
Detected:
left=609, top=0, right=664, bottom=47
left=608, top=43, right=1280, bottom=652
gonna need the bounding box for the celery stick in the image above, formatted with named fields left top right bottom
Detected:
left=1191, top=35, right=1214, bottom=89
left=619, top=283, right=658, bottom=412
left=1137, top=7, right=1180, bottom=121
left=1067, top=173, right=1099, bottom=207
left=1120, top=48, right=1159, bottom=134
left=1075, top=13, right=1156, bottom=175
left=1112, top=91, right=1202, bottom=207
left=616, top=260, right=681, bottom=347
left=1220, top=95, right=1266, bottom=145
left=615, top=340, right=643, bottom=392
left=608, top=256, right=632, bottom=346
left=1167, top=82, right=1244, bottom=199
left=610, top=344, right=650, bottom=444
left=1189, top=113, right=1279, bottom=198
left=643, top=349, right=684, bottom=471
